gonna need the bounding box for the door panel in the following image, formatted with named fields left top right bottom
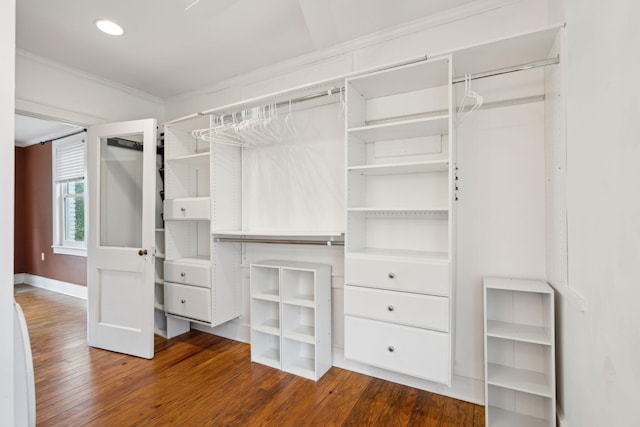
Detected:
left=87, top=119, right=157, bottom=359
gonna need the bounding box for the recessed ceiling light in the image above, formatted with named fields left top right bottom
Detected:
left=96, top=20, right=124, bottom=36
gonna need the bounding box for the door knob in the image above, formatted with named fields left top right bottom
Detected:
left=138, top=249, right=148, bottom=256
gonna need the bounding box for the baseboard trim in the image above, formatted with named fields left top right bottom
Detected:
left=18, top=274, right=87, bottom=300
left=14, top=273, right=26, bottom=285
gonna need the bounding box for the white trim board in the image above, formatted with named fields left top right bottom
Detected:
left=15, top=274, right=87, bottom=300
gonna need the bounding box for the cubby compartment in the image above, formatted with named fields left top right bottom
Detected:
left=250, top=331, right=281, bottom=370
left=250, top=263, right=280, bottom=301
left=164, top=116, right=211, bottom=160
left=164, top=220, right=210, bottom=262
left=164, top=153, right=210, bottom=199
left=282, top=304, right=315, bottom=344
left=250, top=299, right=280, bottom=335
left=281, top=268, right=316, bottom=307
left=486, top=385, right=554, bottom=427
left=281, top=339, right=318, bottom=380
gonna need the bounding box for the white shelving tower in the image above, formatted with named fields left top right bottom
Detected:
left=250, top=261, right=331, bottom=381
left=483, top=277, right=556, bottom=427
left=343, top=55, right=455, bottom=385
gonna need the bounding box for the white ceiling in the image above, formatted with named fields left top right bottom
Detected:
left=14, top=114, right=83, bottom=147
left=16, top=0, right=478, bottom=99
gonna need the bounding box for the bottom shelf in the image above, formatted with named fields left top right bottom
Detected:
left=283, top=357, right=315, bottom=380
left=253, top=348, right=281, bottom=370
left=487, top=406, right=550, bottom=427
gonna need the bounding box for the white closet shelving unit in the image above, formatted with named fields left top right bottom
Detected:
left=250, top=261, right=331, bottom=381
left=162, top=115, right=214, bottom=335
left=484, top=277, right=556, bottom=427
left=344, top=55, right=455, bottom=385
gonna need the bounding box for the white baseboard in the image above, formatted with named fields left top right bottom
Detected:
left=332, top=347, right=484, bottom=405
left=14, top=273, right=26, bottom=285
left=18, top=274, right=87, bottom=300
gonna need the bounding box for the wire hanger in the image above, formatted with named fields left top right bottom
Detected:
left=457, top=73, right=483, bottom=125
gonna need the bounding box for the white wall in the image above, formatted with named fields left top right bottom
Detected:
left=172, top=0, right=553, bottom=404
left=558, top=0, right=640, bottom=425
left=1, top=1, right=16, bottom=424
left=16, top=50, right=165, bottom=125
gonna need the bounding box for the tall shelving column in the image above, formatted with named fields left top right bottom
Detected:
left=343, top=55, right=455, bottom=384
left=154, top=131, right=168, bottom=337
left=162, top=115, right=211, bottom=336
left=483, top=277, right=556, bottom=427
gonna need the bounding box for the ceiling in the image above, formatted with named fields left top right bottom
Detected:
left=16, top=0, right=478, bottom=99
left=16, top=0, right=479, bottom=145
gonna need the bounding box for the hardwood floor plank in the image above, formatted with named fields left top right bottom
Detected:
left=14, top=286, right=484, bottom=427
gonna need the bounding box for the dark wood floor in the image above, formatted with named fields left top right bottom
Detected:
left=14, top=285, right=484, bottom=426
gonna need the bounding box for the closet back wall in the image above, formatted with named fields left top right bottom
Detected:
left=15, top=143, right=87, bottom=286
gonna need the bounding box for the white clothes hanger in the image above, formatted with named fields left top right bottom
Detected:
left=457, top=73, right=483, bottom=125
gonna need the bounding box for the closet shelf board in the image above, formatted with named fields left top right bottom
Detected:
left=486, top=320, right=552, bottom=345
left=347, top=207, right=449, bottom=213
left=486, top=406, right=549, bottom=427
left=253, top=320, right=280, bottom=336
left=348, top=115, right=448, bottom=141
left=284, top=358, right=316, bottom=379
left=348, top=160, right=449, bottom=175
left=170, top=256, right=211, bottom=266
left=282, top=295, right=315, bottom=308
left=347, top=58, right=449, bottom=98
left=283, top=326, right=315, bottom=344
left=487, top=363, right=553, bottom=398
left=251, top=290, right=280, bottom=302
left=253, top=349, right=280, bottom=369
left=347, top=248, right=449, bottom=262
left=154, top=303, right=165, bottom=311
left=165, top=151, right=210, bottom=164
left=213, top=230, right=344, bottom=238
left=484, top=277, right=552, bottom=294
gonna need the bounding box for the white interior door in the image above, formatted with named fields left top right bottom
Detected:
left=87, top=119, right=157, bottom=359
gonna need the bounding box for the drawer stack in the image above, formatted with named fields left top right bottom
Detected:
left=344, top=257, right=451, bottom=384
left=164, top=259, right=212, bottom=323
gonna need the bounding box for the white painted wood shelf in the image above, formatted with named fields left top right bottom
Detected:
left=348, top=115, right=449, bottom=141
left=484, top=277, right=556, bottom=427
left=347, top=160, right=449, bottom=175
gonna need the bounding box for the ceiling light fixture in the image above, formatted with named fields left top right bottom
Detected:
left=96, top=19, right=124, bottom=36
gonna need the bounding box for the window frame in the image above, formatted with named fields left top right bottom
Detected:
left=52, top=134, right=87, bottom=257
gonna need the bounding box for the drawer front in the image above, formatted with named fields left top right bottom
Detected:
left=344, top=316, right=449, bottom=384
left=165, top=282, right=211, bottom=322
left=344, top=285, right=449, bottom=332
left=345, top=257, right=449, bottom=296
left=164, top=198, right=210, bottom=220
left=164, top=261, right=210, bottom=288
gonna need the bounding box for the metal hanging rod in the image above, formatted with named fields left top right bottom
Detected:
left=215, top=237, right=344, bottom=246
left=452, top=56, right=559, bottom=84
left=39, top=128, right=86, bottom=145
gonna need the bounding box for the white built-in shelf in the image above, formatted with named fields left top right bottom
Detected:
left=283, top=325, right=315, bottom=344
left=487, top=363, right=553, bottom=398
left=253, top=319, right=280, bottom=336
left=155, top=228, right=165, bottom=232
left=347, top=248, right=449, bottom=262
left=348, top=115, right=448, bottom=142
left=282, top=294, right=315, bottom=308
left=284, top=357, right=316, bottom=378
left=171, top=256, right=211, bottom=266
left=254, top=349, right=280, bottom=369
left=156, top=253, right=165, bottom=259
left=485, top=277, right=553, bottom=294
left=347, top=207, right=449, bottom=213
left=251, top=289, right=280, bottom=302
left=486, top=406, right=549, bottom=427
left=486, top=320, right=551, bottom=345
left=155, top=278, right=165, bottom=285
left=348, top=160, right=449, bottom=175
left=165, top=151, right=210, bottom=165
left=348, top=57, right=450, bottom=98
left=155, top=303, right=165, bottom=311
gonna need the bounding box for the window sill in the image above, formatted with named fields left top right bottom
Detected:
left=52, top=246, right=87, bottom=257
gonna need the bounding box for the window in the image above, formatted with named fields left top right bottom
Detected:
left=52, top=134, right=87, bottom=256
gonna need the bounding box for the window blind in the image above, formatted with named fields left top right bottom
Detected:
left=54, top=137, right=85, bottom=183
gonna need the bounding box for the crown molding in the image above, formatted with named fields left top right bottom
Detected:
left=16, top=48, right=164, bottom=105
left=167, top=0, right=519, bottom=104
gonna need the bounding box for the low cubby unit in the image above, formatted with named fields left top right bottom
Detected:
left=249, top=261, right=331, bottom=381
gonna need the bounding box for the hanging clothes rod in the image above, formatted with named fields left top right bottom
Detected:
left=39, top=128, right=86, bottom=145
left=452, top=56, right=559, bottom=84
left=215, top=237, right=344, bottom=246
left=205, top=87, right=344, bottom=119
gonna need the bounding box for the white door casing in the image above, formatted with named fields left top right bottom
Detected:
left=87, top=119, right=157, bottom=359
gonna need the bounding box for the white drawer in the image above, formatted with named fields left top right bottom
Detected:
left=345, top=257, right=449, bottom=296
left=164, top=261, right=210, bottom=288
left=164, top=197, right=210, bottom=220
left=344, top=285, right=448, bottom=332
left=165, top=282, right=211, bottom=322
left=344, top=316, right=450, bottom=384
